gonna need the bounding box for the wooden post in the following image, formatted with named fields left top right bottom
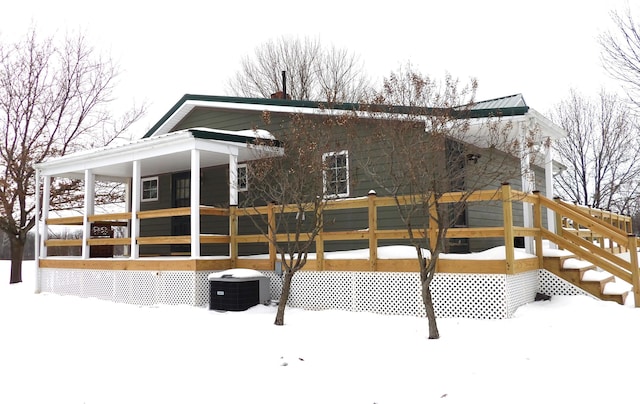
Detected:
left=553, top=197, right=563, bottom=239
left=532, top=191, right=544, bottom=269
left=368, top=190, right=378, bottom=272
left=316, top=210, right=324, bottom=271
left=267, top=203, right=277, bottom=271
left=229, top=206, right=238, bottom=267
left=501, top=183, right=515, bottom=274
left=628, top=235, right=640, bottom=308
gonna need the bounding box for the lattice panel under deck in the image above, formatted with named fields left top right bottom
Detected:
left=431, top=273, right=508, bottom=319
left=195, top=271, right=217, bottom=307
left=539, top=269, right=590, bottom=298
left=352, top=272, right=423, bottom=316
left=260, top=270, right=539, bottom=319
left=40, top=268, right=540, bottom=319
left=41, top=268, right=203, bottom=306
left=505, top=270, right=540, bottom=317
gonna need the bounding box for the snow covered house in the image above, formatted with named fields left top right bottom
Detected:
left=34, top=94, right=640, bottom=318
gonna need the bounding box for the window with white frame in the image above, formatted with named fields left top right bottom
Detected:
left=323, top=150, right=349, bottom=198
left=237, top=163, right=248, bottom=192
left=141, top=177, right=159, bottom=202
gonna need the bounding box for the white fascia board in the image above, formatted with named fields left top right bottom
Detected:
left=148, top=104, right=196, bottom=139
left=192, top=137, right=238, bottom=156
left=526, top=108, right=567, bottom=140
left=149, top=100, right=358, bottom=138
left=36, top=132, right=197, bottom=176
left=466, top=109, right=566, bottom=141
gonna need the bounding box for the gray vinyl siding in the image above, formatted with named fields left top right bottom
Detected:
left=139, top=174, right=172, bottom=256
left=137, top=107, right=546, bottom=255
left=466, top=161, right=548, bottom=252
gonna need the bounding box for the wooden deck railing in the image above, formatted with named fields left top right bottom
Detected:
left=43, top=185, right=638, bottom=294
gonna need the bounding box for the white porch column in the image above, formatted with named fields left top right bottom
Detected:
left=229, top=152, right=239, bottom=206
left=82, top=169, right=95, bottom=259
left=544, top=139, right=558, bottom=250
left=229, top=152, right=239, bottom=265
left=34, top=171, right=41, bottom=293
left=190, top=149, right=201, bottom=258
left=40, top=174, right=51, bottom=259
left=520, top=122, right=534, bottom=254
left=130, top=160, right=141, bottom=259
left=544, top=139, right=556, bottom=233
left=124, top=177, right=131, bottom=257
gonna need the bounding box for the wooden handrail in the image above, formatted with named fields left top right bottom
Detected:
left=538, top=196, right=628, bottom=247
left=43, top=187, right=638, bottom=309
left=556, top=199, right=630, bottom=236
left=542, top=229, right=632, bottom=284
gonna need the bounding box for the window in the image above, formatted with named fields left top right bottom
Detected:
left=323, top=150, right=349, bottom=198
left=141, top=177, right=158, bottom=202
left=237, top=164, right=248, bottom=192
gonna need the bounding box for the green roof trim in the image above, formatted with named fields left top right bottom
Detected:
left=189, top=129, right=282, bottom=148
left=143, top=94, right=530, bottom=138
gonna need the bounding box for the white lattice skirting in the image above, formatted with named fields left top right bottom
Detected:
left=538, top=269, right=590, bottom=298
left=40, top=268, right=544, bottom=319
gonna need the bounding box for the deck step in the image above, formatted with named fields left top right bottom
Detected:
left=542, top=254, right=631, bottom=305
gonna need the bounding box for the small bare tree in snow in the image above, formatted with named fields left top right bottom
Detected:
left=242, top=111, right=355, bottom=325
left=356, top=65, right=530, bottom=339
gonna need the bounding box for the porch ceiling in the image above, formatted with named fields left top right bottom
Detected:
left=35, top=128, right=281, bottom=181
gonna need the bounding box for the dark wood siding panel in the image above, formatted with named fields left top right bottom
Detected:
left=138, top=175, right=172, bottom=255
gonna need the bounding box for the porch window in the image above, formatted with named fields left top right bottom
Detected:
left=141, top=177, right=159, bottom=202
left=238, top=163, right=248, bottom=192
left=323, top=150, right=349, bottom=198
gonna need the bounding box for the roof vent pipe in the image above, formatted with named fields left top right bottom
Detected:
left=282, top=70, right=287, bottom=100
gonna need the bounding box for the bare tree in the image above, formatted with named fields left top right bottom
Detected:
left=550, top=89, right=640, bottom=213
left=227, top=36, right=370, bottom=103
left=242, top=111, right=354, bottom=325
left=600, top=6, right=640, bottom=108
left=0, top=28, right=145, bottom=284
left=356, top=66, right=527, bottom=339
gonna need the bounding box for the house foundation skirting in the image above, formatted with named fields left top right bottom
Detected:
left=538, top=269, right=591, bottom=298
left=39, top=268, right=541, bottom=319
left=266, top=270, right=539, bottom=319
left=39, top=268, right=216, bottom=307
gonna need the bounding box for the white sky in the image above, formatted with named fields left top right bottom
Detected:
left=1, top=0, right=635, bottom=137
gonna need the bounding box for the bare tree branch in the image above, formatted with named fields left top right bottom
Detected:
left=0, top=28, right=146, bottom=283
left=600, top=6, right=640, bottom=108
left=226, top=36, right=371, bottom=102
left=550, top=89, right=640, bottom=213
left=356, top=65, right=532, bottom=339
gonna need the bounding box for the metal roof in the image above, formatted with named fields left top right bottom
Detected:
left=469, top=94, right=527, bottom=110
left=143, top=94, right=531, bottom=138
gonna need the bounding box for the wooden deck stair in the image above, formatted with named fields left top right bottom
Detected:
left=543, top=254, right=631, bottom=305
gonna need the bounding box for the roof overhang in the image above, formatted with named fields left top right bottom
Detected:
left=35, top=128, right=282, bottom=181
left=144, top=94, right=538, bottom=139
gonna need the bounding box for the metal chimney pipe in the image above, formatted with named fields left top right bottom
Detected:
left=282, top=70, right=287, bottom=100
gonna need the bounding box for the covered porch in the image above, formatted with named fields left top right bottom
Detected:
left=34, top=127, right=281, bottom=264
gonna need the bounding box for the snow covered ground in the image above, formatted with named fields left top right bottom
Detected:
left=2, top=259, right=640, bottom=404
